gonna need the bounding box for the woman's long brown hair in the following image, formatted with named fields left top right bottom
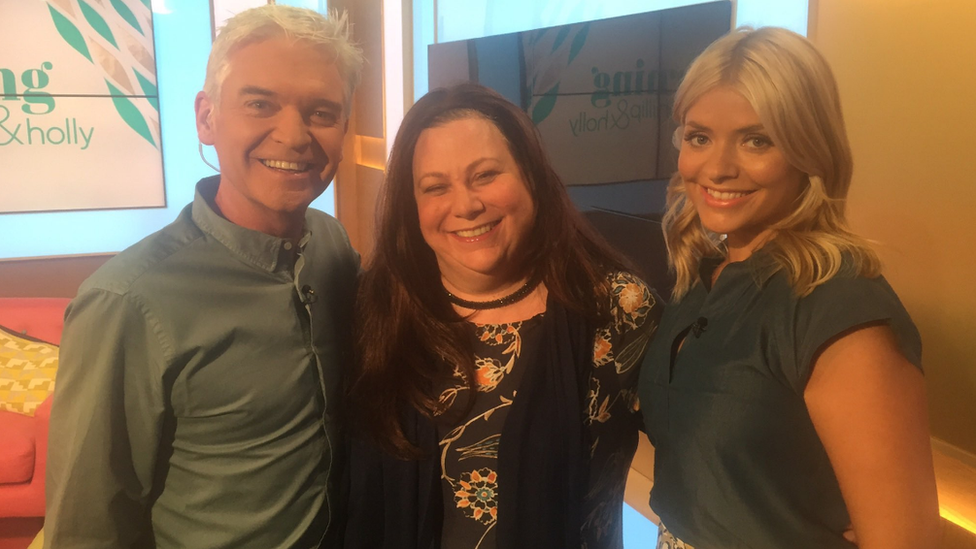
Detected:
left=348, top=83, right=629, bottom=458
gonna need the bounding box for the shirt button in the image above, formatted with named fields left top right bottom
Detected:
left=283, top=242, right=294, bottom=251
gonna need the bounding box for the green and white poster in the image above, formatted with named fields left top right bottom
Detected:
left=0, top=0, right=164, bottom=214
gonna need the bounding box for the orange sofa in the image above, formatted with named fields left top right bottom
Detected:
left=0, top=298, right=71, bottom=549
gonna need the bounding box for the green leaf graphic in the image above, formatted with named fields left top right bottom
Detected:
left=48, top=5, right=93, bottom=62
left=531, top=83, right=559, bottom=125
left=111, top=0, right=144, bottom=36
left=140, top=0, right=151, bottom=8
left=79, top=0, right=119, bottom=49
left=568, top=23, right=590, bottom=65
left=134, top=70, right=159, bottom=111
left=551, top=26, right=571, bottom=53
left=107, top=80, right=156, bottom=148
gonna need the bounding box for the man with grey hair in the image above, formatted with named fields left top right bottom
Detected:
left=45, top=6, right=363, bottom=548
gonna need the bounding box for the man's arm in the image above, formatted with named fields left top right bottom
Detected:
left=45, top=289, right=168, bottom=548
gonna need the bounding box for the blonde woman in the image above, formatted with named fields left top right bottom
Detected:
left=637, top=27, right=940, bottom=549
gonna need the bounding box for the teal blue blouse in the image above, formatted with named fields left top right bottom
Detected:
left=638, top=252, right=921, bottom=549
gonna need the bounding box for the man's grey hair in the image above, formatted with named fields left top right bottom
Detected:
left=203, top=5, right=364, bottom=115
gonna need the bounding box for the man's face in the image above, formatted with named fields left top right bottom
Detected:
left=195, top=37, right=348, bottom=235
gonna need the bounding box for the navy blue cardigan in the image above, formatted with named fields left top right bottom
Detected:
left=343, top=299, right=593, bottom=549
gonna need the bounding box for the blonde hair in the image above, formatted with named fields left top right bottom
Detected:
left=664, top=27, right=880, bottom=300
left=203, top=5, right=363, bottom=115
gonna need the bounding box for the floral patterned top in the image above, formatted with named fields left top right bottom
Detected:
left=435, top=271, right=659, bottom=549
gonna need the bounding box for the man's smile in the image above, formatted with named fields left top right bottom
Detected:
left=260, top=159, right=312, bottom=172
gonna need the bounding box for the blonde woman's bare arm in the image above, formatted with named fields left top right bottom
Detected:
left=805, top=324, right=940, bottom=549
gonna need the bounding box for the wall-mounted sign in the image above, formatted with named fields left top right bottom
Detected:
left=0, top=0, right=164, bottom=214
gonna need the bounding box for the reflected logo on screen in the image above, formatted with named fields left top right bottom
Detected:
left=0, top=62, right=95, bottom=150
left=590, top=61, right=684, bottom=108
left=562, top=60, right=686, bottom=137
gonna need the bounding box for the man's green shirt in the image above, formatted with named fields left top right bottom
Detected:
left=46, top=177, right=359, bottom=549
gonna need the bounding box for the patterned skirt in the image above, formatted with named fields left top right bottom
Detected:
left=656, top=523, right=695, bottom=549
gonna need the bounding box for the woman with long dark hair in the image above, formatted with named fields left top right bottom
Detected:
left=345, top=83, right=660, bottom=549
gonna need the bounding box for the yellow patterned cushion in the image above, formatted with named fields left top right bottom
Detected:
left=0, top=325, right=59, bottom=416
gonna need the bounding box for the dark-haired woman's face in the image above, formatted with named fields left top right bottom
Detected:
left=412, top=116, right=536, bottom=288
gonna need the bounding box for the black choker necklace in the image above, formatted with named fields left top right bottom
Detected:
left=444, top=279, right=539, bottom=310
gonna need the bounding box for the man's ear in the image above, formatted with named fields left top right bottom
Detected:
left=195, top=91, right=216, bottom=145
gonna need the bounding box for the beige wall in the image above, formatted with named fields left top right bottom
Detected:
left=812, top=0, right=976, bottom=454
left=332, top=0, right=388, bottom=256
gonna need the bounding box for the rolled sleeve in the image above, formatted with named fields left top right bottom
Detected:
left=791, top=275, right=922, bottom=391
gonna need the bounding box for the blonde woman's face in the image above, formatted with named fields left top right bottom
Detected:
left=678, top=86, right=805, bottom=257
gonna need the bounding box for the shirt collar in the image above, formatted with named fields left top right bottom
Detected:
left=698, top=244, right=777, bottom=292
left=190, top=176, right=310, bottom=274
